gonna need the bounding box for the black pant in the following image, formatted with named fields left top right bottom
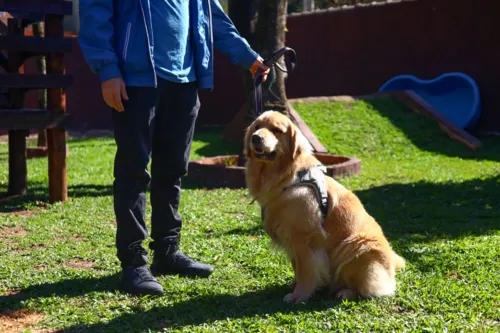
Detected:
left=112, top=78, right=200, bottom=265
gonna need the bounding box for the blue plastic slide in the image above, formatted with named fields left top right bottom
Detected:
left=379, top=72, right=481, bottom=129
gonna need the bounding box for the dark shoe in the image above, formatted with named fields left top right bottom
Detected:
left=150, top=239, right=214, bottom=278
left=120, top=243, right=164, bottom=296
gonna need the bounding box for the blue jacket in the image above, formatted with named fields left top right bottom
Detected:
left=78, top=0, right=259, bottom=89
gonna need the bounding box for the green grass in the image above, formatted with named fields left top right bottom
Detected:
left=1, top=97, right=499, bottom=332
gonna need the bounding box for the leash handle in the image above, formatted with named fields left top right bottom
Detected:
left=254, top=47, right=297, bottom=117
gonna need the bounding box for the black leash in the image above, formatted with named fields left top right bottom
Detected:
left=253, top=47, right=297, bottom=118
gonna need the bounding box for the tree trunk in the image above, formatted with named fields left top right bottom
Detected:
left=33, top=21, right=47, bottom=147
left=253, top=0, right=289, bottom=115
left=224, top=0, right=291, bottom=163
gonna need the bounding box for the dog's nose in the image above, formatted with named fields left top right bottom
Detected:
left=251, top=134, right=263, bottom=145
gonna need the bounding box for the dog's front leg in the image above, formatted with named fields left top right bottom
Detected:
left=283, top=242, right=318, bottom=304
left=288, top=257, right=296, bottom=290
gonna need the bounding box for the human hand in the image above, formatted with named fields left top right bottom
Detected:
left=101, top=77, right=129, bottom=112
left=249, top=57, right=270, bottom=82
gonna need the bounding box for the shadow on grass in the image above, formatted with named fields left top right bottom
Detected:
left=366, top=98, right=500, bottom=162
left=0, top=180, right=213, bottom=212
left=1, top=177, right=498, bottom=331
left=190, top=127, right=241, bottom=160
left=217, top=176, right=499, bottom=242
left=0, top=183, right=113, bottom=213
left=58, top=287, right=333, bottom=332
left=222, top=225, right=264, bottom=237
left=0, top=274, right=333, bottom=332
left=0, top=273, right=121, bottom=313
left=355, top=176, right=500, bottom=239
left=354, top=175, right=500, bottom=273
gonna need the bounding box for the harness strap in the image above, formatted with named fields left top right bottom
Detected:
left=286, top=165, right=329, bottom=218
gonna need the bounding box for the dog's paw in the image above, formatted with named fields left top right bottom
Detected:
left=283, top=293, right=307, bottom=304
left=335, top=288, right=357, bottom=301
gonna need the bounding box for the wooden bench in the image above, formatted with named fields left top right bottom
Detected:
left=0, top=0, right=73, bottom=202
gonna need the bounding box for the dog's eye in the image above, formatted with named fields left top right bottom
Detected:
left=271, top=128, right=283, bottom=134
left=255, top=124, right=260, bottom=130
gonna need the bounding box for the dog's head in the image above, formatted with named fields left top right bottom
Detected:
left=244, top=111, right=312, bottom=163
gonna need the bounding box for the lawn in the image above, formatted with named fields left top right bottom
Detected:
left=1, top=97, right=499, bottom=332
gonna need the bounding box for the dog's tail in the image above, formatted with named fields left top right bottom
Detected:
left=392, top=251, right=406, bottom=270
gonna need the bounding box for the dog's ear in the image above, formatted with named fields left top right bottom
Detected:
left=289, top=124, right=312, bottom=159
left=290, top=125, right=301, bottom=159
left=243, top=124, right=253, bottom=158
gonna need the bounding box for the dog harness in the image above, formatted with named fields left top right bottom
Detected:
left=286, top=165, right=329, bottom=218
left=260, top=165, right=329, bottom=221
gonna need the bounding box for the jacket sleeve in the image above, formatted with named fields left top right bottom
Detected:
left=210, top=0, right=259, bottom=70
left=78, top=0, right=122, bottom=83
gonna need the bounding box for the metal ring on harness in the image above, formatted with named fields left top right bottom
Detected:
left=253, top=47, right=297, bottom=118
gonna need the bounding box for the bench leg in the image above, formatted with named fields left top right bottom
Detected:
left=8, top=129, right=29, bottom=196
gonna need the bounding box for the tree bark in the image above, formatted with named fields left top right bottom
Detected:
left=253, top=0, right=289, bottom=115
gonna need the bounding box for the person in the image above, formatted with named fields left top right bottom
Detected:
left=78, top=0, right=269, bottom=296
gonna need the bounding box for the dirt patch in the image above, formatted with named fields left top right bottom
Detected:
left=0, top=309, right=44, bottom=333
left=64, top=259, right=96, bottom=270
left=0, top=290, right=22, bottom=297
left=392, top=304, right=414, bottom=314
left=12, top=211, right=36, bottom=218
left=223, top=211, right=245, bottom=216
left=0, top=226, right=28, bottom=239
left=53, top=234, right=86, bottom=243
left=108, top=220, right=117, bottom=226
left=33, top=265, right=48, bottom=271
left=0, top=210, right=36, bottom=218
left=446, top=271, right=463, bottom=280
left=70, top=234, right=85, bottom=240
left=0, top=239, right=18, bottom=247
left=14, top=244, right=46, bottom=255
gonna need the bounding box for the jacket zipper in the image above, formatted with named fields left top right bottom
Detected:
left=206, top=0, right=214, bottom=81
left=139, top=0, right=157, bottom=87
left=122, top=22, right=132, bottom=61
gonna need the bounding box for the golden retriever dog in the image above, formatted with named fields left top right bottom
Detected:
left=244, top=111, right=405, bottom=304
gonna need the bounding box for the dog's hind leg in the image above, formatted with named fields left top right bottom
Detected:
left=336, top=252, right=396, bottom=300
left=357, top=260, right=396, bottom=298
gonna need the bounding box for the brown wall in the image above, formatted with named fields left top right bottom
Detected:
left=22, top=0, right=500, bottom=131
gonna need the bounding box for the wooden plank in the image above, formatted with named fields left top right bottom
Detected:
left=393, top=90, right=482, bottom=150
left=6, top=18, right=28, bottom=196
left=46, top=14, right=68, bottom=202
left=0, top=0, right=72, bottom=16
left=0, top=35, right=72, bottom=53
left=287, top=102, right=328, bottom=153
left=26, top=146, right=48, bottom=159
left=0, top=73, right=73, bottom=89
left=0, top=109, right=71, bottom=129
left=8, top=129, right=29, bottom=195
